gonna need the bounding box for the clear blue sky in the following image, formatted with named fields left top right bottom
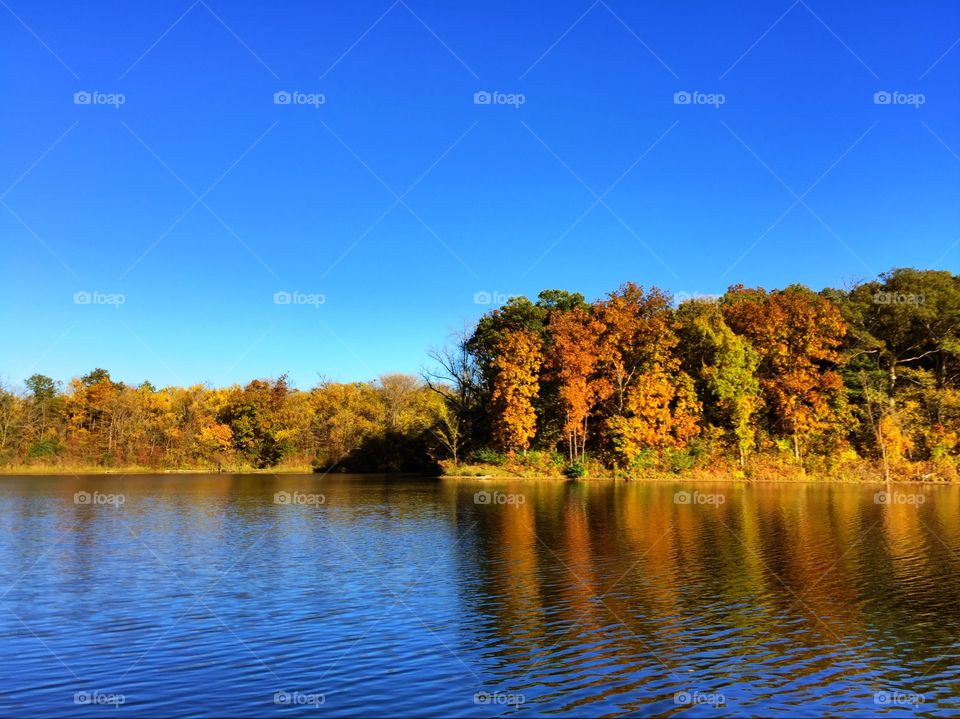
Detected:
left=2, top=0, right=958, bottom=389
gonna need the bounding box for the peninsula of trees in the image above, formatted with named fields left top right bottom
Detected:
left=2, top=268, right=958, bottom=481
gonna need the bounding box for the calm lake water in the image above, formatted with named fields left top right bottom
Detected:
left=0, top=474, right=958, bottom=717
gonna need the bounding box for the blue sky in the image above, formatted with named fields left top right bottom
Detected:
left=2, top=0, right=958, bottom=389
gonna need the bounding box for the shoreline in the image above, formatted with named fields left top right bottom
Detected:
left=0, top=466, right=315, bottom=476
left=441, top=474, right=951, bottom=485
left=1, top=467, right=951, bottom=486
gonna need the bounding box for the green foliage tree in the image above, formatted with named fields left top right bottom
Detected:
left=678, top=301, right=762, bottom=465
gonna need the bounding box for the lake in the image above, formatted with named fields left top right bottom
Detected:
left=0, top=474, right=958, bottom=716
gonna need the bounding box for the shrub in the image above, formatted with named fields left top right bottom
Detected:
left=519, top=450, right=543, bottom=467
left=471, top=447, right=507, bottom=466
left=666, top=448, right=696, bottom=473
left=630, top=449, right=657, bottom=471
left=28, top=440, right=61, bottom=460
left=564, top=461, right=586, bottom=479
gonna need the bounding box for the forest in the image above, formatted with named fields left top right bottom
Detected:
left=1, top=267, right=958, bottom=480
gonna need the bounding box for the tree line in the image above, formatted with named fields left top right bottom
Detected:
left=0, top=371, right=443, bottom=473
left=426, top=268, right=959, bottom=480
left=1, top=267, right=958, bottom=479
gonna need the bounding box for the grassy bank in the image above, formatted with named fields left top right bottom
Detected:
left=2, top=459, right=954, bottom=483
left=0, top=463, right=316, bottom=475
left=439, top=458, right=957, bottom=483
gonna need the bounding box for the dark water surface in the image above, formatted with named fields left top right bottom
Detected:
left=1, top=474, right=958, bottom=717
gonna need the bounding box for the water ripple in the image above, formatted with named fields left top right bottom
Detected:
left=0, top=475, right=958, bottom=716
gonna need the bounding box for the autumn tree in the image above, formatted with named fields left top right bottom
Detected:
left=218, top=376, right=291, bottom=468
left=379, top=374, right=425, bottom=434
left=196, top=421, right=234, bottom=470
left=592, top=284, right=701, bottom=468
left=23, top=374, right=62, bottom=455
left=63, top=369, right=126, bottom=463
left=310, top=381, right=384, bottom=469
left=489, top=328, right=543, bottom=453
left=362, top=375, right=438, bottom=472
left=468, top=291, right=586, bottom=449
left=830, top=269, right=960, bottom=470
left=605, top=366, right=701, bottom=466
left=594, top=284, right=673, bottom=415
left=0, top=382, right=23, bottom=462
left=468, top=296, right=548, bottom=376
left=547, top=306, right=604, bottom=462
left=724, top=285, right=849, bottom=461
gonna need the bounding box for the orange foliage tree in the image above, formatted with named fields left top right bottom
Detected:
left=547, top=306, right=606, bottom=462
left=490, top=328, right=544, bottom=453
left=594, top=284, right=702, bottom=467
left=724, top=285, right=848, bottom=460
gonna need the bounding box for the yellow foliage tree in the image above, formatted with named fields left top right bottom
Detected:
left=593, top=284, right=702, bottom=468
left=490, top=329, right=543, bottom=453
left=606, top=367, right=701, bottom=466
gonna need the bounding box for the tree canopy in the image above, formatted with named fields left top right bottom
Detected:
left=2, top=268, right=958, bottom=480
